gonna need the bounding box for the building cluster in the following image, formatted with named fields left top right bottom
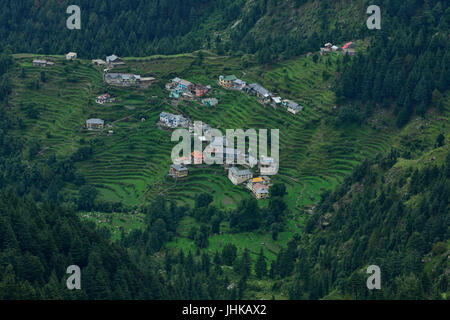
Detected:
left=95, top=93, right=115, bottom=105
left=104, top=72, right=155, bottom=87
left=159, top=112, right=189, bottom=129
left=66, top=52, right=77, bottom=60
left=320, top=42, right=356, bottom=56
left=166, top=77, right=219, bottom=106
left=219, top=74, right=304, bottom=115
left=166, top=120, right=277, bottom=199
left=32, top=59, right=54, bottom=67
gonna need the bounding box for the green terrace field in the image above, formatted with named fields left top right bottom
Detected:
left=8, top=50, right=423, bottom=258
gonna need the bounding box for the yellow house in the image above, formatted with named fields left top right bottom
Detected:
left=219, top=75, right=237, bottom=88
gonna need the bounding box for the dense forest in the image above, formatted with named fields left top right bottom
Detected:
left=278, top=150, right=449, bottom=299
left=334, top=0, right=450, bottom=128
left=0, top=0, right=367, bottom=61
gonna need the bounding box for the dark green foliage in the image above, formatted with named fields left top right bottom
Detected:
left=274, top=149, right=450, bottom=300
left=230, top=198, right=261, bottom=231
left=334, top=1, right=449, bottom=127
left=0, top=193, right=162, bottom=299
left=255, top=248, right=267, bottom=279
left=221, top=243, right=237, bottom=266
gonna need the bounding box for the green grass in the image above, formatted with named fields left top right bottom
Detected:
left=10, top=50, right=447, bottom=262
left=79, top=211, right=146, bottom=241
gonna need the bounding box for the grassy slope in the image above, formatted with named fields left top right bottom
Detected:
left=7, top=51, right=449, bottom=299
left=8, top=51, right=392, bottom=247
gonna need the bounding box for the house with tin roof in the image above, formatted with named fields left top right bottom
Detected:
left=32, top=59, right=54, bottom=67
left=106, top=54, right=125, bottom=67
left=159, top=112, right=189, bottom=128
left=86, top=118, right=104, bottom=130
left=246, top=83, right=272, bottom=101
left=282, top=99, right=304, bottom=114
left=169, top=164, right=188, bottom=178
left=228, top=167, right=253, bottom=185
left=219, top=75, right=237, bottom=88
left=252, top=183, right=269, bottom=199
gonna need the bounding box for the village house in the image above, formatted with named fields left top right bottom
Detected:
left=259, top=155, right=278, bottom=175
left=104, top=73, right=141, bottom=86
left=169, top=88, right=183, bottom=99
left=282, top=99, right=304, bottom=114
left=106, top=54, right=125, bottom=67
left=320, top=47, right=331, bottom=56
left=321, top=42, right=349, bottom=55
left=320, top=42, right=334, bottom=55
left=66, top=52, right=77, bottom=60
left=246, top=176, right=270, bottom=190
left=92, top=59, right=106, bottom=66
left=86, top=118, right=104, bottom=130
left=95, top=93, right=115, bottom=105
left=159, top=112, right=189, bottom=128
left=252, top=183, right=269, bottom=199
left=219, top=75, right=237, bottom=88
left=228, top=167, right=253, bottom=185
left=246, top=83, right=272, bottom=102
left=202, top=98, right=219, bottom=107
left=169, top=164, right=188, bottom=178
left=271, top=96, right=282, bottom=107
left=232, top=79, right=247, bottom=90
left=194, top=84, right=209, bottom=97
left=171, top=77, right=194, bottom=92
left=32, top=59, right=54, bottom=67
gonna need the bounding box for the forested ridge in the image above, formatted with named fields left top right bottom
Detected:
left=0, top=0, right=367, bottom=61
left=334, top=0, right=450, bottom=129
left=277, top=150, right=449, bottom=299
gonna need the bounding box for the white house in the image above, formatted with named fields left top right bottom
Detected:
left=66, top=52, right=77, bottom=60
left=282, top=100, right=304, bottom=114
left=95, top=93, right=115, bottom=105
left=228, top=167, right=253, bottom=185
left=86, top=118, right=104, bottom=130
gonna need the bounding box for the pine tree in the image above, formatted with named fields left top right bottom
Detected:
left=255, top=248, right=267, bottom=279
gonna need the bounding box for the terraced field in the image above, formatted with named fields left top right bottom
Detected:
left=7, top=51, right=394, bottom=210
left=8, top=51, right=397, bottom=256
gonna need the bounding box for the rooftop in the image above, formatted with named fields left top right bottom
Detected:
left=221, top=75, right=237, bottom=82
left=86, top=118, right=104, bottom=125
left=171, top=164, right=188, bottom=171
left=229, top=167, right=251, bottom=176
left=248, top=83, right=271, bottom=97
